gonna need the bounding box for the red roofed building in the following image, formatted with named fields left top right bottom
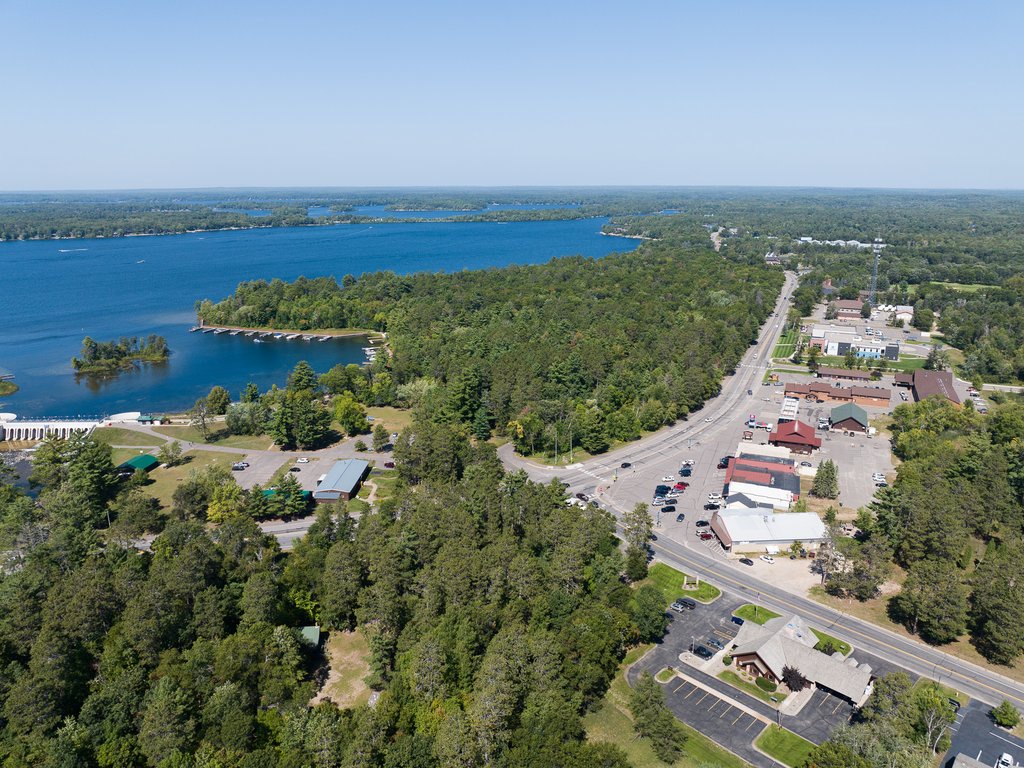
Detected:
left=768, top=420, right=822, bottom=454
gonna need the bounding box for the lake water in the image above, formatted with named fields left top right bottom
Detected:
left=0, top=219, right=634, bottom=418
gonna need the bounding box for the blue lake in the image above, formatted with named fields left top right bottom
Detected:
left=0, top=219, right=634, bottom=417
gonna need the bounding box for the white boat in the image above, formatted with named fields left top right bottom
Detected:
left=253, top=338, right=264, bottom=343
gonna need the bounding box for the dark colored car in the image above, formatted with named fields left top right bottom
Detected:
left=698, top=532, right=714, bottom=541
left=739, top=557, right=754, bottom=566
left=717, top=457, right=732, bottom=469
left=747, top=389, right=753, bottom=395
left=561, top=481, right=570, bottom=488
left=384, top=461, right=396, bottom=469
left=731, top=615, right=745, bottom=626
left=703, top=503, right=720, bottom=511
left=694, top=645, right=714, bottom=660
left=661, top=505, right=676, bottom=514
left=680, top=467, right=692, bottom=477
left=620, top=462, right=632, bottom=468
left=575, top=492, right=588, bottom=501
left=675, top=513, right=685, bottom=522
left=695, top=520, right=709, bottom=527
left=288, top=466, right=301, bottom=472
left=947, top=698, right=961, bottom=712
left=707, top=637, right=725, bottom=651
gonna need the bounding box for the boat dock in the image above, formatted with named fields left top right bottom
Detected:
left=191, top=323, right=379, bottom=346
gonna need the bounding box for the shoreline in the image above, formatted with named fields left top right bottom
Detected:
left=194, top=322, right=382, bottom=340
left=600, top=230, right=656, bottom=241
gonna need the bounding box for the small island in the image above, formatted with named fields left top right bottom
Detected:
left=72, top=334, right=169, bottom=375
left=0, top=380, right=17, bottom=397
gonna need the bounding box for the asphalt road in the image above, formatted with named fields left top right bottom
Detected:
left=499, top=271, right=1024, bottom=711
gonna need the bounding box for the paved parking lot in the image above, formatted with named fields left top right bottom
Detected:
left=944, top=701, right=1024, bottom=768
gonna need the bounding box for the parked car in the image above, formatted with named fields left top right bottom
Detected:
left=288, top=467, right=301, bottom=472
left=231, top=463, right=246, bottom=471
left=575, top=492, right=588, bottom=501
left=671, top=598, right=696, bottom=612
left=652, top=497, right=667, bottom=506
left=800, top=461, right=812, bottom=467
left=747, top=389, right=753, bottom=395
left=384, top=461, right=396, bottom=469
left=876, top=481, right=888, bottom=487
left=661, top=475, right=675, bottom=482
left=296, top=457, right=310, bottom=463
left=661, top=505, right=676, bottom=514
left=731, top=615, right=745, bottom=625
left=680, top=467, right=692, bottom=477
left=707, top=637, right=725, bottom=651
left=695, top=520, right=709, bottom=528
left=998, top=754, right=1013, bottom=768
left=673, top=482, right=688, bottom=490
left=707, top=493, right=722, bottom=503
left=947, top=698, right=961, bottom=712
left=704, top=503, right=720, bottom=511
left=739, top=557, right=754, bottom=566
left=694, top=645, right=714, bottom=660
left=759, top=555, right=775, bottom=564
left=680, top=459, right=695, bottom=466
left=675, top=513, right=685, bottom=522
left=560, top=481, right=570, bottom=488
left=620, top=462, right=632, bottom=468
left=717, top=457, right=732, bottom=469
left=698, top=532, right=714, bottom=541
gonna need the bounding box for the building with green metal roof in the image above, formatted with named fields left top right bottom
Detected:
left=117, top=453, right=160, bottom=474
left=830, top=402, right=869, bottom=433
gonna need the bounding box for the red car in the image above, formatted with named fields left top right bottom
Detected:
left=673, top=482, right=688, bottom=490
left=698, top=532, right=714, bottom=541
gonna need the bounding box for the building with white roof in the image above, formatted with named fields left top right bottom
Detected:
left=710, top=508, right=827, bottom=551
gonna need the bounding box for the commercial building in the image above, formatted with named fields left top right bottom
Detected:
left=829, top=403, right=869, bottom=433
left=815, top=366, right=873, bottom=382
left=784, top=382, right=890, bottom=407
left=728, top=614, right=873, bottom=705
left=710, top=510, right=827, bottom=551
left=313, top=459, right=370, bottom=502
left=895, top=368, right=961, bottom=405
left=0, top=413, right=98, bottom=442
left=893, top=305, right=914, bottom=324
left=768, top=420, right=822, bottom=454
left=834, top=299, right=864, bottom=319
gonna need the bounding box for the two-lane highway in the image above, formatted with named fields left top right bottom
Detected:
left=499, top=271, right=1024, bottom=710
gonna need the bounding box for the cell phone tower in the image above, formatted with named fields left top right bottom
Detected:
left=869, top=240, right=882, bottom=306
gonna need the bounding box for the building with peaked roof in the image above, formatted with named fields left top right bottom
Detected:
left=117, top=453, right=160, bottom=475
left=834, top=299, right=864, bottom=319
left=313, top=459, right=370, bottom=502
left=784, top=382, right=890, bottom=407
left=723, top=483, right=794, bottom=511
left=815, top=366, right=873, bottom=382
left=829, top=403, right=869, bottom=433
left=908, top=368, right=961, bottom=405
left=711, top=510, right=826, bottom=550
left=728, top=614, right=874, bottom=705
left=768, top=420, right=822, bottom=454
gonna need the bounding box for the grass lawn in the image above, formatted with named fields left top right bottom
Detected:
left=583, top=645, right=748, bottom=768
left=734, top=604, right=780, bottom=625
left=312, top=629, right=372, bottom=709
left=755, top=725, right=815, bottom=767
left=365, top=406, right=414, bottom=435
left=144, top=449, right=245, bottom=508
left=151, top=425, right=275, bottom=451
left=928, top=281, right=992, bottom=293
left=367, top=469, right=401, bottom=504
left=92, top=427, right=165, bottom=447
left=718, top=670, right=787, bottom=706
left=815, top=355, right=927, bottom=374
left=912, top=677, right=970, bottom=708
left=655, top=667, right=676, bottom=683
left=811, top=628, right=852, bottom=656
left=772, top=329, right=800, bottom=359
left=348, top=499, right=370, bottom=514
left=644, top=562, right=721, bottom=604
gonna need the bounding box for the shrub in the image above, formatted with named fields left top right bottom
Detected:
left=722, top=655, right=732, bottom=666
left=354, top=439, right=368, bottom=452
left=815, top=639, right=838, bottom=656
left=992, top=700, right=1021, bottom=728
left=755, top=676, right=777, bottom=693
left=782, top=665, right=810, bottom=692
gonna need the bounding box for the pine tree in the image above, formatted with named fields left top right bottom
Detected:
left=812, top=460, right=840, bottom=499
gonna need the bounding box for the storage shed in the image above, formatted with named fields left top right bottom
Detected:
left=313, top=459, right=370, bottom=502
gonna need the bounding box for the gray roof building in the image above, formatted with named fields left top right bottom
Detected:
left=313, top=459, right=370, bottom=502
left=729, top=614, right=873, bottom=704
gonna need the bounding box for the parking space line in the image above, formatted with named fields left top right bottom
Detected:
left=831, top=701, right=844, bottom=715
left=732, top=712, right=744, bottom=725
left=719, top=705, right=733, bottom=719
left=816, top=694, right=828, bottom=708
left=707, top=699, right=720, bottom=712
left=696, top=692, right=710, bottom=706
left=745, top=717, right=759, bottom=732
left=684, top=686, right=698, bottom=699
left=673, top=681, right=688, bottom=694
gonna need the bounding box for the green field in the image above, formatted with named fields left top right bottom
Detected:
left=815, top=355, right=926, bottom=373
left=92, top=427, right=165, bottom=447
left=718, top=670, right=787, bottom=705
left=583, top=645, right=748, bottom=768
left=365, top=406, right=414, bottom=435
left=733, top=604, right=780, bottom=625
left=151, top=425, right=276, bottom=450
left=772, top=328, right=800, bottom=359
left=811, top=628, right=851, bottom=656
left=755, top=725, right=815, bottom=767
left=644, top=562, right=721, bottom=604
left=144, top=449, right=245, bottom=508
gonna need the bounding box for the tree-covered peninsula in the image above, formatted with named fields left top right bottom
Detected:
left=198, top=239, right=783, bottom=459
left=71, top=335, right=169, bottom=375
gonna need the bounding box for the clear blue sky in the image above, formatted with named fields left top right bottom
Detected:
left=2, top=0, right=1021, bottom=190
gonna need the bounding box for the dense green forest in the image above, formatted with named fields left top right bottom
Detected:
left=71, top=335, right=169, bottom=375
left=197, top=242, right=783, bottom=459
left=0, top=422, right=672, bottom=767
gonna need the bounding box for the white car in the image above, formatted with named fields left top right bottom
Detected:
left=760, top=555, right=775, bottom=564
left=296, top=457, right=310, bottom=464
left=998, top=754, right=1013, bottom=768
left=707, top=493, right=723, bottom=503
left=662, top=476, right=676, bottom=482
left=705, top=417, right=713, bottom=422
left=680, top=459, right=695, bottom=466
